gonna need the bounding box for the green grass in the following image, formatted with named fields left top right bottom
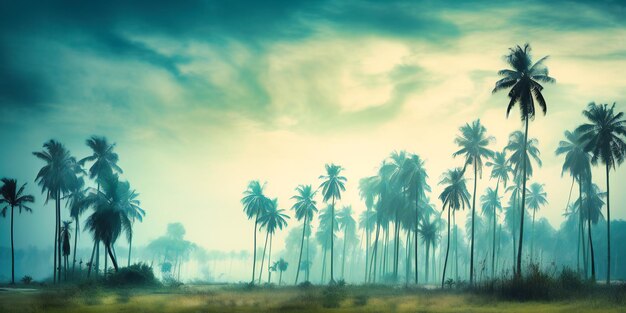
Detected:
left=0, top=284, right=624, bottom=313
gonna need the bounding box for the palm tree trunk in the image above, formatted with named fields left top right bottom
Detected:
left=279, top=270, right=283, bottom=285
left=53, top=191, right=58, bottom=284
left=414, top=195, right=419, bottom=285
left=492, top=179, right=501, bottom=279
left=579, top=178, right=588, bottom=278
left=128, top=229, right=133, bottom=267
left=107, top=244, right=119, bottom=271
left=72, top=217, right=79, bottom=273
left=87, top=240, right=97, bottom=278
left=295, top=215, right=307, bottom=285
left=321, top=247, right=327, bottom=282
left=267, top=234, right=273, bottom=284
left=105, top=246, right=108, bottom=277
left=57, top=192, right=62, bottom=283
left=258, top=231, right=270, bottom=283
left=605, top=164, right=611, bottom=285
left=342, top=228, right=347, bottom=279
left=425, top=239, right=430, bottom=283
left=405, top=230, right=411, bottom=285
left=366, top=209, right=370, bottom=283
left=330, top=197, right=335, bottom=284
left=306, top=234, right=310, bottom=281
left=588, top=212, right=596, bottom=281
left=516, top=116, right=529, bottom=277
left=442, top=206, right=451, bottom=288
left=10, top=206, right=15, bottom=284
left=454, top=212, right=458, bottom=281
left=470, top=159, right=478, bottom=285
left=370, top=222, right=380, bottom=283
left=531, top=210, right=536, bottom=263
left=251, top=216, right=259, bottom=284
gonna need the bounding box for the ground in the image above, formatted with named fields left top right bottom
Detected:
left=0, top=284, right=624, bottom=313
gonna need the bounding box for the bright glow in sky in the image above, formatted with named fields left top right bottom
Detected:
left=1, top=0, right=625, bottom=257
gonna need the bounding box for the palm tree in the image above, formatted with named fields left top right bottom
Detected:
left=402, top=154, right=430, bottom=284
left=576, top=102, right=626, bottom=284
left=0, top=178, right=35, bottom=284
left=258, top=199, right=289, bottom=284
left=480, top=187, right=502, bottom=278
left=79, top=136, right=123, bottom=185
left=359, top=208, right=376, bottom=282
left=85, top=175, right=133, bottom=272
left=276, top=258, right=289, bottom=285
left=123, top=187, right=145, bottom=267
left=337, top=206, right=356, bottom=280
left=291, top=184, right=318, bottom=284
left=60, top=220, right=72, bottom=281
left=33, top=140, right=80, bottom=283
left=526, top=183, right=547, bottom=262
left=453, top=119, right=494, bottom=285
left=572, top=182, right=605, bottom=281
left=359, top=175, right=378, bottom=283
left=439, top=168, right=471, bottom=288
left=493, top=44, right=555, bottom=276
left=419, top=213, right=441, bottom=283
left=319, top=163, right=347, bottom=284
left=241, top=180, right=270, bottom=284
left=555, top=129, right=592, bottom=274
left=66, top=177, right=90, bottom=273
left=317, top=205, right=339, bottom=282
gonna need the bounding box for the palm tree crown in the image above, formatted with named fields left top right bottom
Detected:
left=453, top=119, right=495, bottom=174
left=576, top=102, right=626, bottom=169
left=319, top=164, right=347, bottom=202
left=0, top=178, right=35, bottom=216
left=506, top=131, right=542, bottom=179
left=291, top=185, right=318, bottom=221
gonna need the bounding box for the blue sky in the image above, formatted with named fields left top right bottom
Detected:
left=0, top=0, right=625, bottom=254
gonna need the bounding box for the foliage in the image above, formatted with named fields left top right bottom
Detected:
left=104, top=263, right=160, bottom=287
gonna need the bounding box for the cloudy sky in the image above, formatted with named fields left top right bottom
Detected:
left=1, top=0, right=625, bottom=255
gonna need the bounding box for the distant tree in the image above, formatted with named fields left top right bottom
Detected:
left=419, top=213, right=441, bottom=283
left=124, top=187, right=145, bottom=267
left=572, top=182, right=606, bottom=280
left=526, top=182, right=547, bottom=262
left=492, top=44, right=555, bottom=276
left=33, top=140, right=81, bottom=283
left=277, top=258, right=289, bottom=285
left=291, top=184, right=318, bottom=284
left=60, top=220, right=72, bottom=281
left=576, top=102, right=626, bottom=284
left=453, top=119, right=494, bottom=285
left=0, top=178, right=35, bottom=284
left=66, top=177, right=90, bottom=273
left=480, top=186, right=502, bottom=278
left=319, top=163, right=347, bottom=284
left=337, top=206, right=356, bottom=280
left=359, top=175, right=379, bottom=283
left=258, top=199, right=289, bottom=284
left=439, top=168, right=470, bottom=288
left=241, top=180, right=270, bottom=284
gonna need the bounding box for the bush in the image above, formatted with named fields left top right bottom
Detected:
left=105, top=263, right=159, bottom=287
left=21, top=275, right=33, bottom=285
left=322, top=285, right=346, bottom=308
left=298, top=281, right=313, bottom=289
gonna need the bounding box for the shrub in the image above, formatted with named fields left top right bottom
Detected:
left=21, top=275, right=33, bottom=285
left=322, top=285, right=346, bottom=308
left=298, top=281, right=313, bottom=289
left=353, top=294, right=369, bottom=306
left=105, top=263, right=159, bottom=287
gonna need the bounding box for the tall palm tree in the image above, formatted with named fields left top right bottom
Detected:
left=359, top=175, right=379, bottom=283
left=555, top=129, right=592, bottom=274
left=402, top=154, right=430, bottom=284
left=383, top=151, right=408, bottom=281
left=85, top=175, right=133, bottom=272
left=66, top=177, right=90, bottom=273
left=0, top=178, right=35, bottom=284
left=123, top=187, right=145, bottom=267
left=480, top=187, right=502, bottom=278
left=419, top=213, right=441, bottom=283
left=317, top=206, right=338, bottom=282
left=291, top=184, right=318, bottom=284
left=79, top=136, right=123, bottom=185
left=493, top=44, right=555, bottom=276
left=319, top=163, right=347, bottom=284
left=337, top=205, right=356, bottom=280
left=241, top=180, right=270, bottom=284
left=572, top=181, right=605, bottom=281
left=258, top=199, right=289, bottom=283
left=453, top=119, right=494, bottom=285
left=439, top=168, right=471, bottom=288
left=505, top=130, right=542, bottom=275
left=526, top=182, right=547, bottom=262
left=60, top=220, right=72, bottom=281
left=33, top=140, right=80, bottom=283
left=576, top=102, right=626, bottom=284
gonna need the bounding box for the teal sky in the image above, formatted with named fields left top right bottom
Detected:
left=1, top=0, right=625, bottom=255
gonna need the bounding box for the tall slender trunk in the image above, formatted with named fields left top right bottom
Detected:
left=605, top=164, right=611, bottom=285
left=87, top=240, right=97, bottom=277
left=470, top=159, right=478, bottom=285
left=57, top=191, right=62, bottom=282
left=295, top=215, right=307, bottom=284
left=267, top=234, right=273, bottom=284
left=279, top=270, right=283, bottom=285
left=454, top=212, right=458, bottom=281
left=330, top=197, right=335, bottom=284
left=341, top=227, right=348, bottom=279
left=579, top=178, right=588, bottom=278
left=10, top=206, right=15, bottom=284
left=321, top=246, right=327, bottom=282
left=258, top=230, right=269, bottom=283
left=370, top=222, right=380, bottom=283
left=72, top=217, right=79, bottom=273
left=53, top=191, right=58, bottom=284
left=306, top=234, right=310, bottom=281
left=405, top=230, right=411, bottom=285
left=393, top=192, right=402, bottom=281
left=128, top=224, right=134, bottom=267
left=251, top=216, right=258, bottom=284
left=516, top=116, right=529, bottom=277
left=104, top=246, right=108, bottom=278
left=414, top=194, right=419, bottom=284
left=531, top=210, right=536, bottom=263
left=588, top=211, right=596, bottom=281
left=107, top=244, right=119, bottom=271
left=441, top=206, right=451, bottom=288
left=366, top=208, right=370, bottom=283
left=425, top=239, right=430, bottom=283
left=492, top=179, right=500, bottom=279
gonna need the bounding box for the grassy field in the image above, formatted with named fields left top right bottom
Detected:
left=0, top=284, right=624, bottom=313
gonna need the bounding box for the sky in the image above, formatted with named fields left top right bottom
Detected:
left=1, top=0, right=625, bottom=256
